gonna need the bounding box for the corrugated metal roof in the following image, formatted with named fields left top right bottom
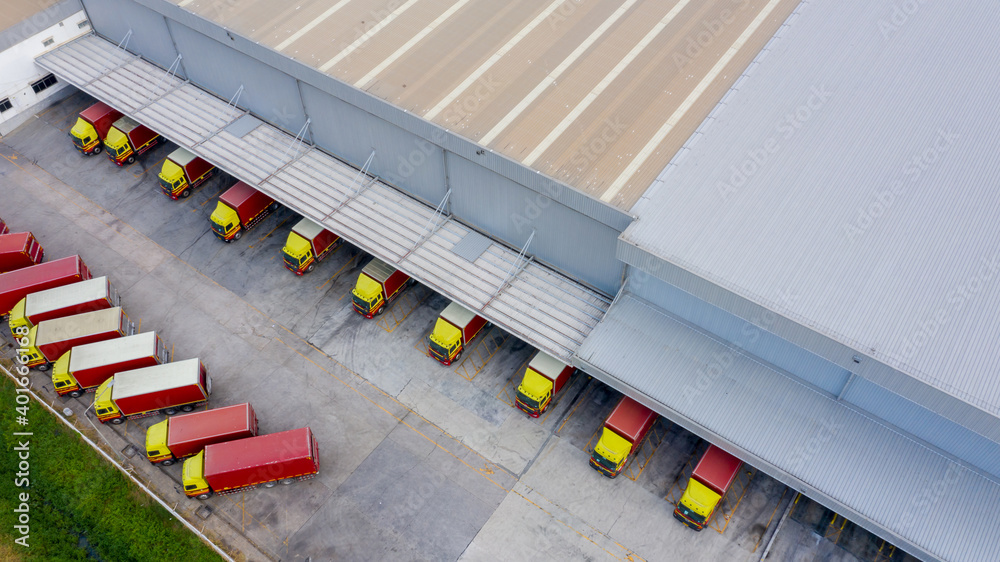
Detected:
left=37, top=32, right=610, bottom=362
left=576, top=295, right=1000, bottom=562
left=622, top=1, right=1000, bottom=414
left=167, top=0, right=800, bottom=210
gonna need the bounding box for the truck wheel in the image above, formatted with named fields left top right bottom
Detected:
left=233, top=231, right=242, bottom=241
left=110, top=417, right=124, bottom=425
left=268, top=202, right=279, bottom=212
left=196, top=492, right=212, bottom=500
left=93, top=145, right=102, bottom=155
left=69, top=390, right=83, bottom=398
left=181, top=405, right=194, bottom=412
left=375, top=304, right=385, bottom=316
left=126, top=155, right=135, bottom=164
left=160, top=459, right=175, bottom=467
left=163, top=407, right=178, bottom=416
left=181, top=188, right=191, bottom=198
left=454, top=350, right=463, bottom=362
left=306, top=262, right=316, bottom=273
left=280, top=478, right=295, bottom=486
left=264, top=481, right=277, bottom=488
left=36, top=363, right=50, bottom=372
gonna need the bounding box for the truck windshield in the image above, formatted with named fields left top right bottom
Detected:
left=352, top=292, right=375, bottom=313
left=428, top=339, right=454, bottom=359
left=591, top=451, right=617, bottom=472
left=211, top=221, right=229, bottom=236
left=158, top=176, right=179, bottom=192
left=282, top=250, right=305, bottom=268
left=515, top=389, right=540, bottom=410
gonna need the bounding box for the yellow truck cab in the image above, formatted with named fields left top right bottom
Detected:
left=592, top=428, right=633, bottom=475
left=19, top=326, right=44, bottom=367
left=182, top=450, right=211, bottom=499
left=70, top=118, right=99, bottom=153
left=282, top=231, right=312, bottom=270
left=352, top=274, right=383, bottom=314
left=103, top=126, right=130, bottom=161
left=93, top=378, right=120, bottom=421
left=677, top=479, right=721, bottom=526
left=145, top=420, right=171, bottom=464
left=50, top=352, right=75, bottom=395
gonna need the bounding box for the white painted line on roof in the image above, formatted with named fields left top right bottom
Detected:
left=319, top=0, right=422, bottom=72
left=524, top=0, right=692, bottom=166
left=423, top=0, right=567, bottom=121
left=275, top=0, right=352, bottom=51
left=600, top=0, right=783, bottom=203
left=356, top=0, right=475, bottom=88
left=477, top=0, right=642, bottom=146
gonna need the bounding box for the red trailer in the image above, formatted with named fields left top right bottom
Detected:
left=282, top=218, right=342, bottom=274
left=0, top=232, right=44, bottom=273
left=8, top=276, right=118, bottom=334
left=183, top=427, right=320, bottom=499
left=674, top=445, right=744, bottom=531
left=146, top=402, right=258, bottom=465
left=104, top=116, right=161, bottom=166
left=51, top=331, right=168, bottom=397
left=70, top=101, right=122, bottom=155
left=210, top=182, right=279, bottom=242
left=22, top=307, right=134, bottom=370
left=159, top=148, right=215, bottom=199
left=351, top=258, right=412, bottom=318
left=94, top=358, right=211, bottom=424
left=0, top=255, right=91, bottom=317
left=590, top=396, right=658, bottom=478
left=427, top=301, right=488, bottom=365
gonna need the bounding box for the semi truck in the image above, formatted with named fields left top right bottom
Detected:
left=146, top=402, right=258, bottom=466
left=51, top=331, right=168, bottom=398
left=282, top=218, right=341, bottom=275
left=674, top=445, right=744, bottom=531
left=8, top=276, right=118, bottom=334
left=182, top=427, right=319, bottom=500
left=0, top=232, right=44, bottom=273
left=589, top=396, right=658, bottom=478
left=104, top=116, right=161, bottom=166
left=70, top=101, right=122, bottom=155
left=351, top=258, right=411, bottom=318
left=0, top=255, right=91, bottom=317
left=210, top=182, right=279, bottom=242
left=158, top=148, right=214, bottom=199
left=515, top=351, right=576, bottom=417
left=94, top=358, right=211, bottom=424
left=427, top=301, right=488, bottom=365
left=19, top=307, right=134, bottom=371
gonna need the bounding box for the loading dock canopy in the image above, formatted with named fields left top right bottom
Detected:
left=575, top=295, right=1000, bottom=562
left=36, top=33, right=610, bottom=362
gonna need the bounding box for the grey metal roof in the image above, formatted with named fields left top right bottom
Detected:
left=576, top=295, right=1000, bottom=562
left=622, top=2, right=1000, bottom=413
left=37, top=32, right=610, bottom=362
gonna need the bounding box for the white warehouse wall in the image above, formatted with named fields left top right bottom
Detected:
left=0, top=8, right=89, bottom=136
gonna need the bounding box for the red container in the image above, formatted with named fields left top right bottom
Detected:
left=109, top=358, right=210, bottom=419
left=34, top=307, right=132, bottom=365
left=12, top=276, right=117, bottom=331
left=55, top=331, right=168, bottom=395
left=604, top=396, right=658, bottom=445
left=691, top=445, right=743, bottom=497
left=73, top=102, right=122, bottom=155
left=0, top=232, right=44, bottom=273
left=204, top=427, right=320, bottom=493
left=222, top=182, right=274, bottom=226
left=166, top=403, right=258, bottom=460
left=0, top=255, right=91, bottom=316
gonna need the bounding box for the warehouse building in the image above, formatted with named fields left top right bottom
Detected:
left=27, top=1, right=1000, bottom=560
